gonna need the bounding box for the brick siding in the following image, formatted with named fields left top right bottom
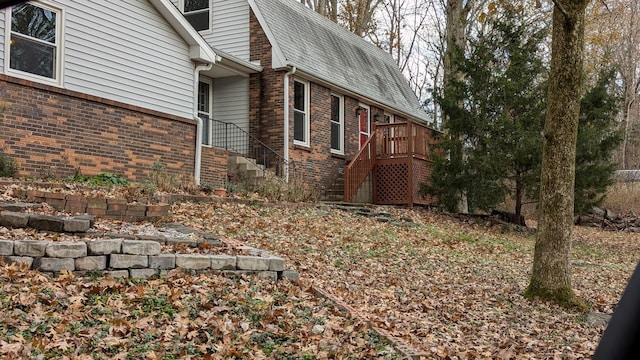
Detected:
left=200, top=146, right=227, bottom=187
left=0, top=74, right=211, bottom=183
left=249, top=10, right=284, bottom=157
left=249, top=10, right=374, bottom=189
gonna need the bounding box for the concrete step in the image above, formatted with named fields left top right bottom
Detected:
left=322, top=194, right=344, bottom=202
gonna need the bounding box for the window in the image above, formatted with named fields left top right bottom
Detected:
left=330, top=94, right=344, bottom=154
left=7, top=1, right=62, bottom=84
left=384, top=113, right=395, bottom=124
left=293, top=80, right=309, bottom=146
left=198, top=79, right=213, bottom=146
left=183, top=0, right=210, bottom=31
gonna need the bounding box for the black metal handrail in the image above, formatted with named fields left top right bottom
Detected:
left=201, top=115, right=292, bottom=178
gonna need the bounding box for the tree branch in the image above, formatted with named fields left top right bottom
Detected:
left=552, top=0, right=569, bottom=19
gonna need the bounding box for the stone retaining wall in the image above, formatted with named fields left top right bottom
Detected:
left=11, top=189, right=169, bottom=221
left=0, top=238, right=299, bottom=281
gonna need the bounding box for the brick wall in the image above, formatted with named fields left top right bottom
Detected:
left=249, top=11, right=367, bottom=189
left=200, top=146, right=227, bottom=187
left=249, top=10, right=284, bottom=156
left=0, top=75, right=200, bottom=182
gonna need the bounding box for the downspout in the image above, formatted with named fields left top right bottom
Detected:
left=283, top=66, right=296, bottom=182
left=193, top=63, right=213, bottom=186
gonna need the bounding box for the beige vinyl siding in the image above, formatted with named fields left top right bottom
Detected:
left=61, top=0, right=194, bottom=118
left=212, top=76, right=249, bottom=152
left=206, top=0, right=249, bottom=60
left=213, top=76, right=249, bottom=153
left=213, top=76, right=249, bottom=132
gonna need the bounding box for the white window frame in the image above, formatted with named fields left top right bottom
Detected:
left=293, top=79, right=310, bottom=147
left=330, top=93, right=344, bottom=155
left=198, top=77, right=213, bottom=146
left=384, top=112, right=395, bottom=124
left=180, top=0, right=212, bottom=33
left=358, top=103, right=371, bottom=148
left=4, top=0, right=64, bottom=86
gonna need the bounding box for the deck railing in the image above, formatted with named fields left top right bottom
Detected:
left=344, top=121, right=437, bottom=206
left=343, top=126, right=377, bottom=203
left=375, top=121, right=432, bottom=160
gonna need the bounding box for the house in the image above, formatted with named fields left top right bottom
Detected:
left=0, top=0, right=259, bottom=186
left=0, top=0, right=438, bottom=206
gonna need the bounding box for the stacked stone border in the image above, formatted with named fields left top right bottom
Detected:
left=0, top=238, right=300, bottom=281
left=0, top=198, right=299, bottom=281
left=10, top=189, right=170, bottom=222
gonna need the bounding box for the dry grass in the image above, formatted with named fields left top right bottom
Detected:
left=601, top=181, right=640, bottom=214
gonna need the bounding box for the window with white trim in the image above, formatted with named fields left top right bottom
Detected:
left=182, top=0, right=211, bottom=32
left=293, top=80, right=309, bottom=146
left=198, top=79, right=213, bottom=146
left=330, top=93, right=344, bottom=154
left=6, top=1, right=62, bottom=84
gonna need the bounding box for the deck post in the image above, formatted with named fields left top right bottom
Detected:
left=407, top=121, right=414, bottom=208
left=372, top=122, right=378, bottom=204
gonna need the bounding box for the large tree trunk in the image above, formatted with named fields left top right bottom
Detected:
left=525, top=0, right=590, bottom=309
left=442, top=0, right=473, bottom=213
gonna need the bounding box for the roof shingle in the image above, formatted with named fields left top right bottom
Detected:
left=251, top=0, right=429, bottom=122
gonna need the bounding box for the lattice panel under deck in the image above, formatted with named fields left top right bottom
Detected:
left=412, top=158, right=436, bottom=205
left=376, top=162, right=408, bottom=203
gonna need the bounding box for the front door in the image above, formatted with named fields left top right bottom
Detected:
left=359, top=104, right=370, bottom=148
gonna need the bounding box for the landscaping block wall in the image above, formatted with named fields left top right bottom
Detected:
left=0, top=238, right=298, bottom=281
left=11, top=189, right=170, bottom=222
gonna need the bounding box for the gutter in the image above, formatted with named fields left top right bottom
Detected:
left=193, top=63, right=213, bottom=186
left=278, top=66, right=431, bottom=127
left=283, top=66, right=297, bottom=182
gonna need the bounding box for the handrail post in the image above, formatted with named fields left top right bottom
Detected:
left=407, top=121, right=414, bottom=207
left=372, top=125, right=378, bottom=204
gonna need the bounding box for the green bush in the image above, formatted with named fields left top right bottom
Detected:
left=0, top=151, right=18, bottom=178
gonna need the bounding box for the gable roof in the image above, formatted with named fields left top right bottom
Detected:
left=248, top=0, right=429, bottom=123
left=148, top=0, right=218, bottom=63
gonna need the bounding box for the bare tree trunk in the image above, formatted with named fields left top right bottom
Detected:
left=525, top=0, right=590, bottom=310
left=612, top=0, right=640, bottom=169
left=442, top=0, right=473, bottom=213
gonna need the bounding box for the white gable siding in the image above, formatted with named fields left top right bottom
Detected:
left=207, top=0, right=249, bottom=60
left=0, top=9, right=4, bottom=74
left=60, top=0, right=194, bottom=118
left=213, top=76, right=249, bottom=133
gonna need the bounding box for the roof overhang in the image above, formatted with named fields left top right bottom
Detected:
left=149, top=0, right=218, bottom=64
left=289, top=66, right=431, bottom=124
left=207, top=48, right=263, bottom=78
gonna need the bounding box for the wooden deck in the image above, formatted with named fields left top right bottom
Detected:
left=344, top=121, right=439, bottom=207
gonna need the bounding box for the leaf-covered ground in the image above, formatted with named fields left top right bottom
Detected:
left=171, top=202, right=639, bottom=359
left=1, top=197, right=638, bottom=359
